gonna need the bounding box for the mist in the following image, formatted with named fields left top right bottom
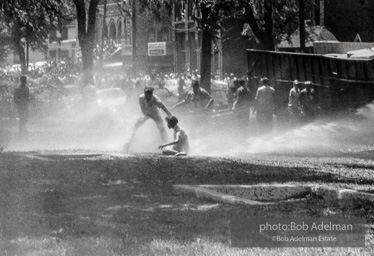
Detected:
left=4, top=91, right=374, bottom=158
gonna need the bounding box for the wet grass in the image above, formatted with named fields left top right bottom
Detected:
left=0, top=152, right=373, bottom=255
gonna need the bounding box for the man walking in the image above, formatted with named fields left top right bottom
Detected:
left=14, top=75, right=30, bottom=135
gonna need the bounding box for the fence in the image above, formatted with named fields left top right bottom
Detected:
left=247, top=49, right=374, bottom=112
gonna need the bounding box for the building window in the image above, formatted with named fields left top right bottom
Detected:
left=61, top=27, right=68, bottom=40
left=109, top=21, right=117, bottom=41
left=160, top=28, right=170, bottom=42
left=118, top=19, right=122, bottom=38
left=148, top=29, right=156, bottom=42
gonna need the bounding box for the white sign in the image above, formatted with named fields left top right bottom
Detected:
left=148, top=42, right=166, bottom=56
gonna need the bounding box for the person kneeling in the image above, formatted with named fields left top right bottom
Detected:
left=158, top=116, right=189, bottom=156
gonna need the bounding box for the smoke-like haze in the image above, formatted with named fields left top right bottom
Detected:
left=191, top=103, right=374, bottom=157
left=4, top=95, right=374, bottom=158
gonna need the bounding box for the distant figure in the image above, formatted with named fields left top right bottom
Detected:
left=226, top=73, right=236, bottom=104
left=13, top=75, right=30, bottom=135
left=254, top=77, right=275, bottom=132
left=158, top=116, right=189, bottom=156
left=154, top=79, right=172, bottom=101
left=146, top=73, right=160, bottom=88
left=173, top=80, right=214, bottom=111
left=288, top=80, right=302, bottom=119
left=177, top=73, right=186, bottom=100
left=299, top=81, right=317, bottom=121
left=232, top=79, right=251, bottom=127
left=124, top=87, right=172, bottom=152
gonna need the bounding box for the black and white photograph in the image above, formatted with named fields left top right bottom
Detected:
left=0, top=0, right=373, bottom=255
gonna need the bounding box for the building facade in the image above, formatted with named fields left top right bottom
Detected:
left=96, top=0, right=174, bottom=74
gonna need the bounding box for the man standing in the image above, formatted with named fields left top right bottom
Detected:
left=125, top=87, right=172, bottom=152
left=254, top=77, right=275, bottom=132
left=299, top=81, right=317, bottom=121
left=232, top=79, right=252, bottom=128
left=288, top=80, right=301, bottom=119
left=158, top=116, right=189, bottom=156
left=14, top=76, right=30, bottom=135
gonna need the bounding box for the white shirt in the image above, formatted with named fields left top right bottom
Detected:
left=139, top=94, right=164, bottom=118
left=173, top=126, right=189, bottom=153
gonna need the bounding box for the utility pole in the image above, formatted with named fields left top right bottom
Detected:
left=100, top=0, right=107, bottom=69
left=299, top=0, right=306, bottom=52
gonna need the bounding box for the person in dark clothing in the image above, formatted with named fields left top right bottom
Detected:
left=299, top=81, right=317, bottom=121
left=13, top=76, right=30, bottom=135
left=232, top=79, right=252, bottom=128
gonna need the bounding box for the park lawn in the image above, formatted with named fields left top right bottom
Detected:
left=0, top=152, right=373, bottom=255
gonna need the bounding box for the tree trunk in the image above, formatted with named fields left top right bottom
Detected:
left=245, top=0, right=275, bottom=51
left=81, top=41, right=94, bottom=85
left=262, top=33, right=275, bottom=51
left=14, top=41, right=27, bottom=74
left=131, top=0, right=137, bottom=76
left=74, top=0, right=100, bottom=87
left=200, top=29, right=212, bottom=94
left=299, top=0, right=306, bottom=52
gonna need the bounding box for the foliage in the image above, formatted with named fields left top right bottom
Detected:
left=0, top=0, right=72, bottom=72
left=238, top=0, right=316, bottom=49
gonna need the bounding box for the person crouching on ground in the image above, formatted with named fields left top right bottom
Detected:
left=158, top=116, right=189, bottom=156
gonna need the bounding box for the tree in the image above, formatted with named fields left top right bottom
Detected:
left=72, top=0, right=100, bottom=86
left=0, top=0, right=70, bottom=74
left=239, top=0, right=314, bottom=51
left=196, top=1, right=234, bottom=93
left=0, top=25, right=10, bottom=62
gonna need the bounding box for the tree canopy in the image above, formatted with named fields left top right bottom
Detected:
left=0, top=0, right=71, bottom=72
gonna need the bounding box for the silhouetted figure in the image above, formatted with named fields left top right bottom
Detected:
left=13, top=76, right=30, bottom=135
left=299, top=81, right=317, bottom=121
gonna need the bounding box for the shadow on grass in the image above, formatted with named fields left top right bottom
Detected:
left=0, top=153, right=373, bottom=255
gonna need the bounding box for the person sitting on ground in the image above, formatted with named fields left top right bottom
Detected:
left=158, top=116, right=189, bottom=156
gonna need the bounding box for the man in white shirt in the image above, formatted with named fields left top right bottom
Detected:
left=158, top=116, right=189, bottom=156
left=124, top=87, right=172, bottom=152
left=254, top=77, right=275, bottom=132
left=288, top=80, right=301, bottom=118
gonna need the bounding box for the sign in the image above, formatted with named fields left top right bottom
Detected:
left=148, top=42, right=166, bottom=56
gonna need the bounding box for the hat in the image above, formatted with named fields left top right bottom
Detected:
left=144, top=87, right=154, bottom=93
left=230, top=73, right=234, bottom=76
left=293, top=80, right=300, bottom=86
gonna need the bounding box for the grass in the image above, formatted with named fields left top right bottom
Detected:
left=0, top=152, right=373, bottom=255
